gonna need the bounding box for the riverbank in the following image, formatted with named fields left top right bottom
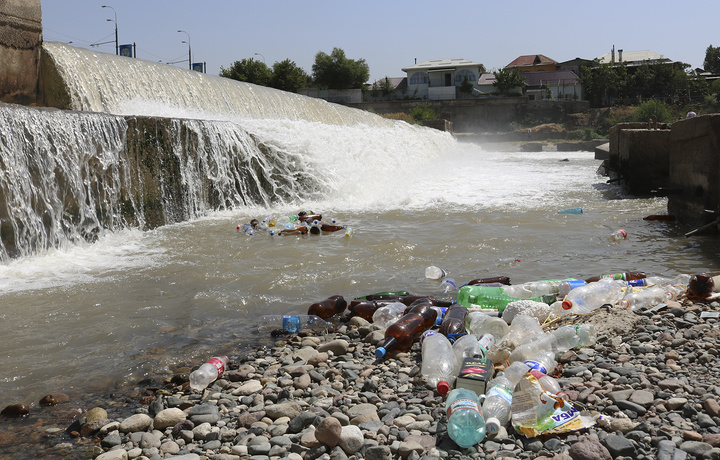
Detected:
left=3, top=284, right=720, bottom=460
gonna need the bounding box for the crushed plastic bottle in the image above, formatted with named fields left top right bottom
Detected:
left=445, top=388, right=486, bottom=448
left=574, top=323, right=597, bottom=347
left=465, top=312, right=510, bottom=343
left=421, top=331, right=459, bottom=394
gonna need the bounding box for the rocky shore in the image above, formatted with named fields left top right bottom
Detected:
left=3, top=293, right=720, bottom=460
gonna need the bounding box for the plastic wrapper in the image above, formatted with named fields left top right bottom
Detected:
left=511, top=373, right=600, bottom=437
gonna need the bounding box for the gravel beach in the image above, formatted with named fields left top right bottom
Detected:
left=3, top=289, right=720, bottom=460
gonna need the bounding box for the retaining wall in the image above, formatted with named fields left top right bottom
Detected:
left=0, top=0, right=42, bottom=105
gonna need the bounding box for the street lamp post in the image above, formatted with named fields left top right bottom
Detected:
left=254, top=53, right=265, bottom=64
left=102, top=5, right=118, bottom=55
left=178, top=30, right=192, bottom=70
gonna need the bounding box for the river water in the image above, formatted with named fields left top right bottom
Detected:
left=2, top=141, right=719, bottom=409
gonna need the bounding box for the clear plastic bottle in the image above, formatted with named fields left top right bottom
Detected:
left=561, top=278, right=626, bottom=314
left=523, top=349, right=557, bottom=375
left=258, top=315, right=329, bottom=335
left=619, top=285, right=667, bottom=311
left=438, top=278, right=458, bottom=300
left=421, top=331, right=459, bottom=394
left=189, top=356, right=230, bottom=391
left=574, top=323, right=597, bottom=347
left=445, top=388, right=486, bottom=448
left=452, top=333, right=495, bottom=365
left=372, top=301, right=408, bottom=329
left=482, top=361, right=530, bottom=436
left=549, top=325, right=580, bottom=352
left=608, top=229, right=627, bottom=241
left=528, top=369, right=566, bottom=398
left=465, top=312, right=510, bottom=343
left=425, top=265, right=446, bottom=280
left=507, top=333, right=552, bottom=363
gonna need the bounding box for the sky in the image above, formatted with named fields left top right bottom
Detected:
left=41, top=1, right=720, bottom=83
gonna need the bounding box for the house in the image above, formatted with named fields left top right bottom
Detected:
left=521, top=69, right=583, bottom=100
left=596, top=48, right=672, bottom=67
left=402, top=58, right=485, bottom=100
left=505, top=54, right=558, bottom=73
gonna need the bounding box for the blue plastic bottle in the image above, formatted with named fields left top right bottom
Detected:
left=445, top=388, right=486, bottom=448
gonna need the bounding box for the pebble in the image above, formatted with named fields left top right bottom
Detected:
left=7, top=294, right=720, bottom=460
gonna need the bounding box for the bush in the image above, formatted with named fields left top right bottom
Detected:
left=381, top=112, right=415, bottom=124
left=409, top=104, right=437, bottom=122
left=631, top=99, right=674, bottom=124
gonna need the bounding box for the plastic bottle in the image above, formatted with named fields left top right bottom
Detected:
left=557, top=279, right=588, bottom=297
left=687, top=272, right=715, bottom=301
left=465, top=312, right=510, bottom=343
left=445, top=388, right=486, bottom=448
left=584, top=271, right=646, bottom=283
left=375, top=303, right=438, bottom=358
left=425, top=266, right=446, bottom=280
left=467, top=276, right=511, bottom=286
left=189, top=356, right=230, bottom=391
left=557, top=207, right=583, bottom=214
left=438, top=304, right=469, bottom=341
left=347, top=300, right=388, bottom=321
left=619, top=285, right=668, bottom=311
left=438, top=278, right=458, bottom=301
left=502, top=280, right=583, bottom=299
left=372, top=301, right=409, bottom=329
left=549, top=325, right=580, bottom=352
left=574, top=323, right=597, bottom=347
left=523, top=349, right=557, bottom=375
left=421, top=331, right=459, bottom=394
left=457, top=284, right=554, bottom=312
left=362, top=294, right=453, bottom=308
left=308, top=295, right=347, bottom=320
left=528, top=369, right=565, bottom=398
left=608, top=229, right=627, bottom=241
left=257, top=315, right=329, bottom=335
left=355, top=290, right=410, bottom=300
left=452, top=333, right=495, bottom=365
left=482, top=361, right=530, bottom=436
left=560, top=278, right=626, bottom=314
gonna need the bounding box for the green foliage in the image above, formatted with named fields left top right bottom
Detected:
left=270, top=59, right=309, bottom=93
left=378, top=77, right=395, bottom=100
left=580, top=63, right=628, bottom=106
left=568, top=128, right=601, bottom=140
left=704, top=45, right=720, bottom=74
left=219, top=58, right=272, bottom=86
left=409, top=104, right=437, bottom=122
left=460, top=76, right=474, bottom=95
left=311, top=47, right=370, bottom=90
left=492, top=68, right=525, bottom=95
left=631, top=99, right=674, bottom=123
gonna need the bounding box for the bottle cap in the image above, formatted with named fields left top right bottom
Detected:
left=437, top=381, right=450, bottom=395
left=374, top=347, right=387, bottom=358
left=618, top=229, right=627, bottom=238
left=485, top=417, right=501, bottom=436
left=619, top=299, right=630, bottom=309
left=561, top=299, right=573, bottom=310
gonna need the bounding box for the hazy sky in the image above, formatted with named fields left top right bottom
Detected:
left=42, top=1, right=720, bottom=83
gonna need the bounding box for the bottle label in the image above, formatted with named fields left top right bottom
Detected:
left=601, top=273, right=626, bottom=281
left=524, top=360, right=547, bottom=375
left=487, top=383, right=512, bottom=403
left=282, top=315, right=301, bottom=334
left=446, top=398, right=481, bottom=419
left=208, top=357, right=227, bottom=378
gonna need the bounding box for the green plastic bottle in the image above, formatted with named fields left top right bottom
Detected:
left=456, top=285, right=554, bottom=312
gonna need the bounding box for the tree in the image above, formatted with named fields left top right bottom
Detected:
left=492, top=68, right=525, bottom=95
left=580, top=63, right=628, bottom=106
left=311, top=47, right=369, bottom=90
left=378, top=77, right=395, bottom=100
left=270, top=59, right=309, bottom=93
left=703, top=45, right=720, bottom=74
left=459, top=76, right=474, bottom=95
left=219, top=58, right=272, bottom=86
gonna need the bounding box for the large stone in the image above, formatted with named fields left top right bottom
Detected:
left=232, top=379, right=263, bottom=396
left=153, top=407, right=186, bottom=430
left=95, top=449, right=128, bottom=460
left=315, top=416, right=342, bottom=447
left=629, top=389, right=655, bottom=408
left=318, top=339, right=349, bottom=356
left=679, top=441, right=713, bottom=457
left=84, top=407, right=108, bottom=423
left=119, top=413, right=153, bottom=433
left=569, top=438, right=612, bottom=460
left=39, top=393, right=70, bottom=406
left=265, top=400, right=302, bottom=420
left=338, top=424, right=364, bottom=454
left=601, top=434, right=636, bottom=458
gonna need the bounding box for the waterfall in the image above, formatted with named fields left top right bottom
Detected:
left=42, top=42, right=393, bottom=126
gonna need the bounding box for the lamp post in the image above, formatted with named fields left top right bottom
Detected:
left=178, top=30, right=192, bottom=70
left=254, top=52, right=265, bottom=65
left=102, top=5, right=118, bottom=55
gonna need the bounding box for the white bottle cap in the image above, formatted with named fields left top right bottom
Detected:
left=485, top=417, right=501, bottom=436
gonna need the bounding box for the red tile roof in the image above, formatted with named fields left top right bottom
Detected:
left=506, top=54, right=558, bottom=68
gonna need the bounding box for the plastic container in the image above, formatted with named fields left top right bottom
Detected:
left=457, top=284, right=554, bottom=312
left=687, top=272, right=715, bottom=300
left=502, top=279, right=584, bottom=300
left=438, top=278, right=458, bottom=300
left=452, top=333, right=495, bottom=365
left=425, top=265, right=446, bottom=280
left=372, top=302, right=409, bottom=329
left=523, top=349, right=557, bottom=375
left=560, top=278, right=626, bottom=314
left=574, top=323, right=597, bottom=347
left=347, top=300, right=387, bottom=321
left=529, top=369, right=565, bottom=397
left=482, top=361, right=530, bottom=436
left=465, top=312, right=510, bottom=343
left=549, top=325, right=580, bottom=352
left=257, top=315, right=328, bottom=335
left=189, top=356, right=230, bottom=391
left=619, top=285, right=667, bottom=311
left=421, top=331, right=459, bottom=394
left=557, top=207, right=583, bottom=214
left=445, top=388, right=486, bottom=448
left=438, top=304, right=469, bottom=341
left=467, top=276, right=511, bottom=286
left=375, top=303, right=438, bottom=358
left=584, top=271, right=646, bottom=283
left=308, top=295, right=347, bottom=320
left=608, top=229, right=628, bottom=241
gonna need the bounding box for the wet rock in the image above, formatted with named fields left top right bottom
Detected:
left=39, top=393, right=70, bottom=406
left=0, top=404, right=29, bottom=418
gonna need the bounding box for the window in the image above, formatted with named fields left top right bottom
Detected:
left=409, top=72, right=429, bottom=85
left=455, top=69, right=476, bottom=85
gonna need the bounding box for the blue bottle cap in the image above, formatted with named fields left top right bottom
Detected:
left=375, top=347, right=387, bottom=358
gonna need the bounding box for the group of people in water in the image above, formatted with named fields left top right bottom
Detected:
left=237, top=211, right=346, bottom=236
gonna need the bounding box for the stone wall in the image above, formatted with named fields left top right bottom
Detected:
left=0, top=0, right=42, bottom=105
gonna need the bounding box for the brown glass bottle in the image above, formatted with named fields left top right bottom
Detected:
left=687, top=272, right=715, bottom=301
left=375, top=303, right=438, bottom=358
left=467, top=276, right=511, bottom=286
left=308, top=295, right=347, bottom=320
left=438, top=304, right=469, bottom=340
left=584, top=271, right=646, bottom=283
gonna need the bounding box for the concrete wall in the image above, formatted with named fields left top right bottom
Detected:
left=0, top=0, right=42, bottom=105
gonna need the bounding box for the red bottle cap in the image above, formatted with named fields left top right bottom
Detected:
left=437, top=381, right=450, bottom=395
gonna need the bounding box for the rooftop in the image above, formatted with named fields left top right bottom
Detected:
left=402, top=58, right=484, bottom=73
left=505, top=54, right=558, bottom=68
left=596, top=50, right=672, bottom=65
